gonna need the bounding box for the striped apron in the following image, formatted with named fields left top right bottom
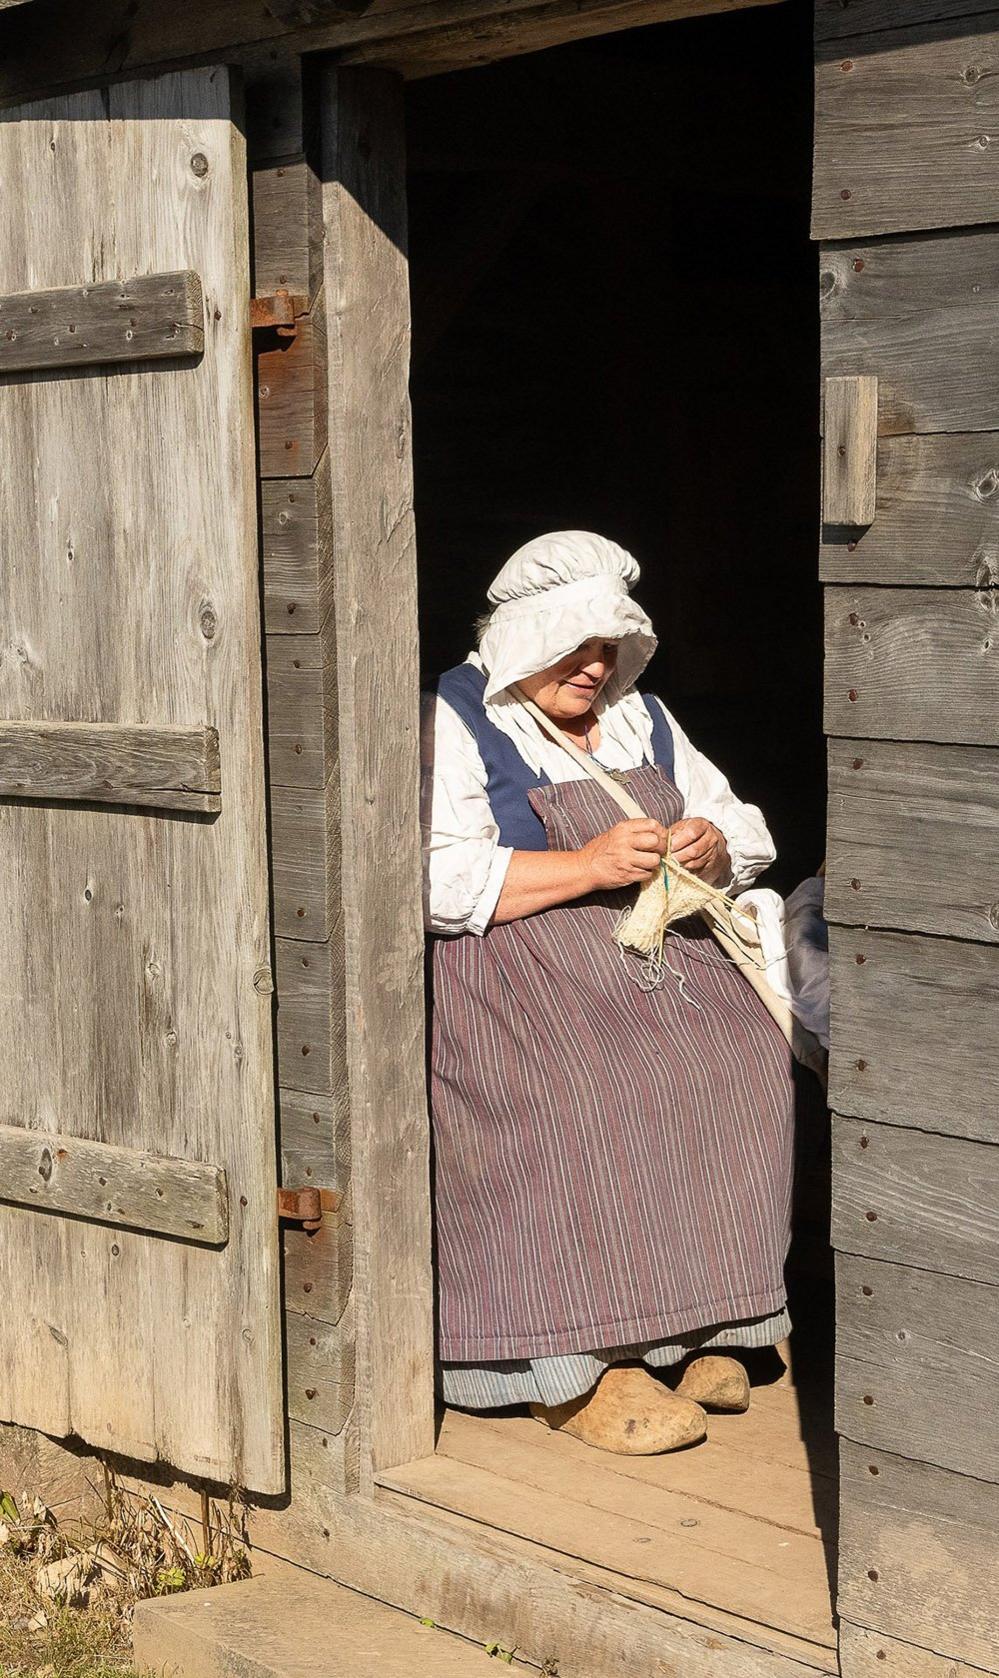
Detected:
left=430, top=760, right=796, bottom=1374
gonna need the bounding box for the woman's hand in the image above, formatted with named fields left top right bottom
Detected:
left=580, top=818, right=669, bottom=891
left=668, top=818, right=730, bottom=885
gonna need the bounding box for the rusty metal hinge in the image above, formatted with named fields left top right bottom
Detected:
left=250, top=289, right=306, bottom=339
left=277, top=1186, right=342, bottom=1232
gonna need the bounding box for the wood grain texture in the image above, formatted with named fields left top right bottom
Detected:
left=836, top=1253, right=999, bottom=1482
left=278, top=1086, right=351, bottom=1194
left=816, top=0, right=999, bottom=41
left=0, top=0, right=783, bottom=107
left=824, top=375, right=878, bottom=526
left=275, top=926, right=345, bottom=1098
left=820, top=229, right=999, bottom=435
left=320, top=67, right=435, bottom=1479
left=262, top=466, right=333, bottom=635
left=253, top=156, right=322, bottom=305
left=839, top=1440, right=999, bottom=1672
left=257, top=296, right=328, bottom=478
left=839, top=1621, right=999, bottom=1678
left=0, top=271, right=203, bottom=373
left=0, top=720, right=221, bottom=812
left=826, top=738, right=999, bottom=941
left=824, top=587, right=999, bottom=745
left=813, top=18, right=999, bottom=239
left=820, top=432, right=999, bottom=586
left=0, top=1123, right=227, bottom=1243
left=286, top=1296, right=356, bottom=1433
left=270, top=773, right=340, bottom=941
left=833, top=1116, right=999, bottom=1285
left=828, top=927, right=999, bottom=1141
left=283, top=1185, right=353, bottom=1325
left=0, top=68, right=283, bottom=1494
left=265, top=625, right=337, bottom=789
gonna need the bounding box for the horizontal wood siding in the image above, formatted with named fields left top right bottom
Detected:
left=828, top=927, right=999, bottom=1140
left=824, top=587, right=998, bottom=745
left=813, top=16, right=999, bottom=239
left=839, top=1442, right=999, bottom=1673
left=836, top=1253, right=999, bottom=1482
left=832, top=1117, right=999, bottom=1285
left=820, top=228, right=999, bottom=434
left=825, top=739, right=999, bottom=940
left=820, top=432, right=999, bottom=587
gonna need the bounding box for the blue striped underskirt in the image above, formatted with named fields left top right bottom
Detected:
left=439, top=1307, right=791, bottom=1410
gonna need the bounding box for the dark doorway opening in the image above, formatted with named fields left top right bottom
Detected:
left=402, top=6, right=835, bottom=1658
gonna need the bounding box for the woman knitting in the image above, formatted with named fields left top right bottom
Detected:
left=421, top=532, right=796, bottom=1455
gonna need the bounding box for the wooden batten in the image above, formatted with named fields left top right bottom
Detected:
left=832, top=1116, right=999, bottom=1286
left=828, top=927, right=999, bottom=1141
left=0, top=720, right=221, bottom=813
left=0, top=1124, right=228, bottom=1244
left=0, top=271, right=203, bottom=373
left=826, top=739, right=999, bottom=942
left=823, top=375, right=878, bottom=526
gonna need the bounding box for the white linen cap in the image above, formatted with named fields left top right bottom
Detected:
left=478, top=530, right=657, bottom=703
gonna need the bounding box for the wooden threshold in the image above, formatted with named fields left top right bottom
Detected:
left=378, top=1384, right=838, bottom=1673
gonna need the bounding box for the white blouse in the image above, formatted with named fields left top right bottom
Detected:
left=421, top=658, right=777, bottom=938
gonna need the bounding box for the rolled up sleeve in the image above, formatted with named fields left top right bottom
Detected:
left=656, top=699, right=777, bottom=893
left=420, top=694, right=513, bottom=936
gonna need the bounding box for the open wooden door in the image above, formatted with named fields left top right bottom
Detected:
left=0, top=66, right=284, bottom=1494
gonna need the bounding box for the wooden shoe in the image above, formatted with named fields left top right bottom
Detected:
left=674, top=1354, right=750, bottom=1413
left=530, top=1364, right=706, bottom=1455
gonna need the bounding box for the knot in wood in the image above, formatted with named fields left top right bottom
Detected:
left=190, top=152, right=210, bottom=178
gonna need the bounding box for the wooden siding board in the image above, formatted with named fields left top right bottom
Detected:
left=257, top=294, right=328, bottom=478
left=826, top=739, right=999, bottom=941
left=278, top=1086, right=351, bottom=1194
left=836, top=1253, right=999, bottom=1482
left=820, top=432, right=999, bottom=587
left=275, top=923, right=345, bottom=1098
left=283, top=1185, right=353, bottom=1326
left=271, top=773, right=340, bottom=942
left=813, top=16, right=999, bottom=239
left=253, top=155, right=323, bottom=304
left=839, top=1441, right=999, bottom=1673
left=265, top=621, right=337, bottom=789
left=824, top=587, right=999, bottom=746
left=832, top=1116, right=999, bottom=1284
left=820, top=229, right=999, bottom=435
left=0, top=67, right=282, bottom=1494
left=262, top=465, right=334, bottom=636
left=285, top=1297, right=356, bottom=1433
left=828, top=927, right=999, bottom=1141
left=838, top=1622, right=999, bottom=1678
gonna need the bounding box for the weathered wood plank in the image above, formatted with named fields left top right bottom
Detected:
left=813, top=18, right=999, bottom=239
left=286, top=1297, right=356, bottom=1433
left=257, top=295, right=327, bottom=478
left=0, top=68, right=282, bottom=1493
left=828, top=927, right=999, bottom=1141
left=820, top=229, right=999, bottom=435
left=820, top=433, right=999, bottom=586
left=271, top=773, right=340, bottom=941
left=283, top=1185, right=353, bottom=1325
left=823, top=375, right=878, bottom=526
left=279, top=1086, right=350, bottom=1193
left=320, top=67, right=435, bottom=1480
left=839, top=1621, right=999, bottom=1678
left=0, top=720, right=221, bottom=812
left=253, top=156, right=322, bottom=305
left=839, top=1441, right=999, bottom=1672
left=265, top=624, right=336, bottom=789
left=275, top=924, right=345, bottom=1097
left=826, top=739, right=999, bottom=941
left=836, top=1253, right=999, bottom=1482
left=832, top=1116, right=999, bottom=1285
left=0, top=271, right=203, bottom=373
left=824, top=588, right=999, bottom=745
left=0, top=1123, right=227, bottom=1244
left=261, top=467, right=333, bottom=635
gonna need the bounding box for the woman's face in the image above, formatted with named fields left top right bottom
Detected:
left=518, top=638, right=620, bottom=721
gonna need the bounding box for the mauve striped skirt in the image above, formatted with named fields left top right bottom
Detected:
left=431, top=765, right=795, bottom=1391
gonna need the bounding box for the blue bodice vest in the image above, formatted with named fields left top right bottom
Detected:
left=434, top=661, right=675, bottom=851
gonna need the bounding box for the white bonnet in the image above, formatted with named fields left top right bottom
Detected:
left=478, top=530, right=657, bottom=704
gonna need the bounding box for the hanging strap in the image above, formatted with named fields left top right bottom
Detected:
left=512, top=687, right=828, bottom=1083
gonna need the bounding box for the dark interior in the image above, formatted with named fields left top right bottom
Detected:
left=405, top=1, right=834, bottom=1595
left=406, top=1, right=823, bottom=894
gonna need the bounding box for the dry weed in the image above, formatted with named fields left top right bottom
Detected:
left=0, top=1473, right=251, bottom=1678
